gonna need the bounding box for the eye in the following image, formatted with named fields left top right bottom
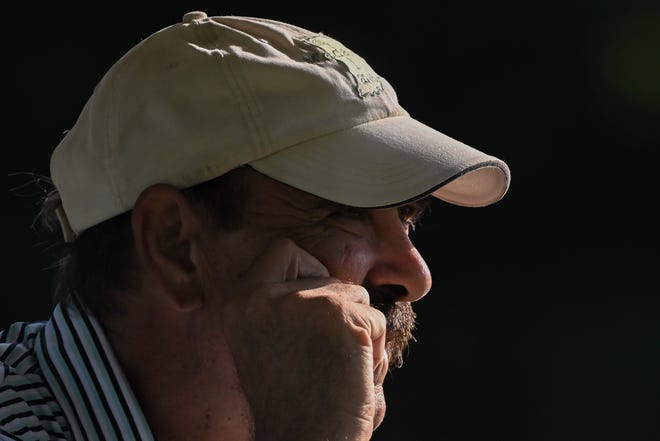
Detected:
left=398, top=201, right=428, bottom=231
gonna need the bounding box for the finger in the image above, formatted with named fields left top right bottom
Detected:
left=298, top=282, right=370, bottom=306
left=347, top=302, right=388, bottom=377
left=368, top=307, right=388, bottom=379
left=245, top=237, right=330, bottom=283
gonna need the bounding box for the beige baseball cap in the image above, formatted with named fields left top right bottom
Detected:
left=51, top=10, right=510, bottom=240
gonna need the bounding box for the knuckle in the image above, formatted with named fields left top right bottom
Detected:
left=272, top=237, right=296, bottom=252
left=350, top=284, right=371, bottom=305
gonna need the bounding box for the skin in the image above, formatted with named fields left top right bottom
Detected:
left=105, top=168, right=433, bottom=441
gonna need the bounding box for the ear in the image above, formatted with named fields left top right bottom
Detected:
left=131, top=184, right=205, bottom=311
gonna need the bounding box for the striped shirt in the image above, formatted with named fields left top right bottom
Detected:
left=1, top=303, right=155, bottom=440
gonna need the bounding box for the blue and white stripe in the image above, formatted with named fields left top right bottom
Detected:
left=1, top=304, right=155, bottom=440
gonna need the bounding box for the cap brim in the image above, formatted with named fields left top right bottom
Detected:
left=249, top=115, right=510, bottom=208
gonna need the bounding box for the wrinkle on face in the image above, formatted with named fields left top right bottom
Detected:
left=241, top=175, right=335, bottom=230
left=232, top=169, right=423, bottom=371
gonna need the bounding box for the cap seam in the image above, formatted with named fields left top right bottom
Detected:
left=222, top=48, right=271, bottom=156
left=223, top=16, right=313, bottom=40
left=103, top=59, right=122, bottom=213
left=249, top=113, right=409, bottom=163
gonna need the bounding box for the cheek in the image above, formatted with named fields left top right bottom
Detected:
left=305, top=239, right=374, bottom=284
left=200, top=230, right=273, bottom=290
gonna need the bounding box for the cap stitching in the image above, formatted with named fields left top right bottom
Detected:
left=222, top=49, right=271, bottom=157
left=102, top=43, right=131, bottom=215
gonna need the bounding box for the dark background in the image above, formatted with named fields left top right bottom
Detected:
left=6, top=1, right=659, bottom=440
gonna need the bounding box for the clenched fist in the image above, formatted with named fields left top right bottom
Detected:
left=222, top=238, right=389, bottom=441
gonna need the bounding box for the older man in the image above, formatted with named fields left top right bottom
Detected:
left=1, top=11, right=509, bottom=441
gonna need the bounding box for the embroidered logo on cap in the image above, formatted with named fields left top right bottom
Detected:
left=303, top=34, right=384, bottom=98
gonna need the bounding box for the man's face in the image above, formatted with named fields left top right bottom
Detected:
left=203, top=168, right=433, bottom=368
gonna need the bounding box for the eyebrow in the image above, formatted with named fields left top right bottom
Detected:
left=405, top=196, right=433, bottom=224
left=315, top=194, right=435, bottom=219
left=412, top=196, right=433, bottom=211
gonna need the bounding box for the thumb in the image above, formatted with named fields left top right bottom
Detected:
left=246, top=237, right=330, bottom=283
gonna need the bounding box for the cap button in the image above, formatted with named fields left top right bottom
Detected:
left=182, top=11, right=208, bottom=23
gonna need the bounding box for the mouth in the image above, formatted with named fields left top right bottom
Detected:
left=367, top=286, right=417, bottom=370
left=368, top=284, right=400, bottom=314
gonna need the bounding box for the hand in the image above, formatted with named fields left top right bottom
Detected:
left=222, top=238, right=388, bottom=441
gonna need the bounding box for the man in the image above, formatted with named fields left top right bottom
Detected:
left=1, top=11, right=510, bottom=441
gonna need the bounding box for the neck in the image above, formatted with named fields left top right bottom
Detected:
left=104, top=298, right=254, bottom=441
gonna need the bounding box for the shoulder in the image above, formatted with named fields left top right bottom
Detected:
left=1, top=321, right=69, bottom=440
left=2, top=322, right=46, bottom=389
left=1, top=321, right=45, bottom=375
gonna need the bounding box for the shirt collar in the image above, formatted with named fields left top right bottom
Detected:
left=34, top=302, right=155, bottom=441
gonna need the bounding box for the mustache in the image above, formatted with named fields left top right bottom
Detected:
left=367, top=285, right=418, bottom=370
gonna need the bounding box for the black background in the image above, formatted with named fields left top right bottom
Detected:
left=6, top=1, right=659, bottom=440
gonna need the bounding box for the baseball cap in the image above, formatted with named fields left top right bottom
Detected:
left=51, top=10, right=511, bottom=241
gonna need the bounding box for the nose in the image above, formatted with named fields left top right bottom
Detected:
left=365, top=209, right=433, bottom=303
